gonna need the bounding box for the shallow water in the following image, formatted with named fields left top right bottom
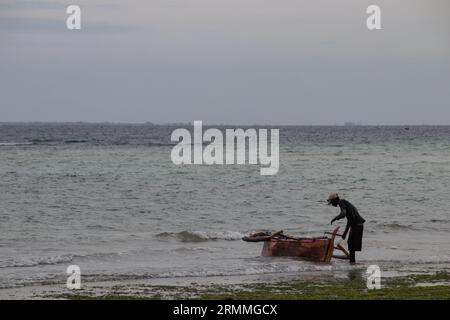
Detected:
left=0, top=124, right=449, bottom=297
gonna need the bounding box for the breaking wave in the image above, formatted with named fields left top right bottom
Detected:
left=0, top=255, right=75, bottom=268
left=0, top=142, right=33, bottom=146
left=0, top=252, right=121, bottom=269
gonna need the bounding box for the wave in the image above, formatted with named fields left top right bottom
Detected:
left=64, top=139, right=87, bottom=144
left=32, top=138, right=86, bottom=144
left=81, top=258, right=450, bottom=283
left=157, top=266, right=324, bottom=279
left=28, top=138, right=56, bottom=144
left=0, top=142, right=33, bottom=146
left=3, top=257, right=449, bottom=290
left=7, top=263, right=336, bottom=287
left=377, top=222, right=427, bottom=231
left=381, top=223, right=413, bottom=230
left=0, top=252, right=122, bottom=269
left=62, top=261, right=362, bottom=284
left=155, top=230, right=246, bottom=242
left=375, top=220, right=449, bottom=232
left=147, top=142, right=176, bottom=147
left=1, top=138, right=178, bottom=147
left=172, top=246, right=213, bottom=253
left=428, top=219, right=448, bottom=223
left=86, top=224, right=122, bottom=231
left=0, top=254, right=75, bottom=268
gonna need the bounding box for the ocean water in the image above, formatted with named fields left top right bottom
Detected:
left=0, top=124, right=449, bottom=295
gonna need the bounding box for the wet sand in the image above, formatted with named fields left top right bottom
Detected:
left=1, top=269, right=448, bottom=300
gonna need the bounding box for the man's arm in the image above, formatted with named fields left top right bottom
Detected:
left=330, top=207, right=346, bottom=224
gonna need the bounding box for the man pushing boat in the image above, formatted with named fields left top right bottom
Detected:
left=328, top=192, right=365, bottom=264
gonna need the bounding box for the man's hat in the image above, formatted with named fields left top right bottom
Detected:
left=327, top=192, right=339, bottom=204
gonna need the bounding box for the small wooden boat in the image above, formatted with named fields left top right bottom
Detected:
left=243, top=227, right=347, bottom=262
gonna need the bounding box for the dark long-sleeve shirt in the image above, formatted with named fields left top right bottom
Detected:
left=333, top=199, right=365, bottom=237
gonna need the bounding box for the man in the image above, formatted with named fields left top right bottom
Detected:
left=328, top=192, right=365, bottom=263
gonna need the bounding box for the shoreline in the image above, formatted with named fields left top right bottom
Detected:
left=2, top=271, right=447, bottom=300
left=54, top=272, right=450, bottom=300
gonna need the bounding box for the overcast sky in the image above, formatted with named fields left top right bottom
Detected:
left=1, top=0, right=449, bottom=124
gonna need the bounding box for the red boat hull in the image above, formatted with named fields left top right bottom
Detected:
left=261, top=227, right=340, bottom=262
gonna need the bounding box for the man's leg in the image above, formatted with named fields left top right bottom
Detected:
left=348, top=229, right=356, bottom=263
left=349, top=250, right=355, bottom=263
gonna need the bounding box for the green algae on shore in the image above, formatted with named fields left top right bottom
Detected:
left=50, top=272, right=450, bottom=300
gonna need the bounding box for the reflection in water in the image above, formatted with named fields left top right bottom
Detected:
left=347, top=267, right=365, bottom=282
